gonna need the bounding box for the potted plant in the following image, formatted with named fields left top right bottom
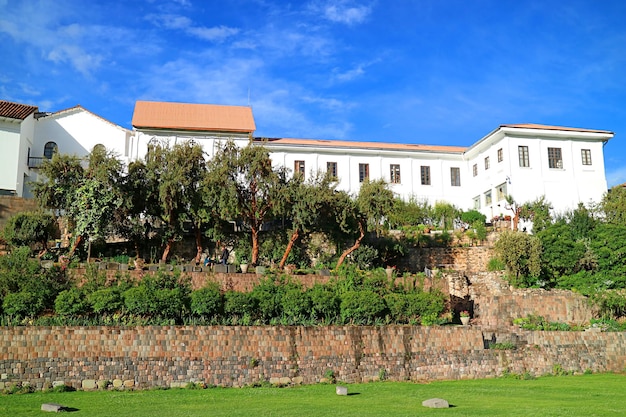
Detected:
left=240, top=258, right=249, bottom=274
left=460, top=310, right=470, bottom=325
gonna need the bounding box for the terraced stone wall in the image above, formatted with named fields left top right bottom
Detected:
left=1, top=326, right=625, bottom=391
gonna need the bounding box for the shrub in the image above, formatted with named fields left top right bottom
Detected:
left=123, top=286, right=152, bottom=315
left=251, top=278, right=284, bottom=321
left=88, top=288, right=124, bottom=314
left=307, top=284, right=340, bottom=320
left=487, top=257, right=506, bottom=271
left=224, top=291, right=257, bottom=318
left=460, top=209, right=486, bottom=226
left=350, top=245, right=378, bottom=270
left=340, top=290, right=386, bottom=323
left=404, top=290, right=445, bottom=319
left=55, top=288, right=90, bottom=316
left=191, top=284, right=223, bottom=317
left=281, top=285, right=311, bottom=321
left=2, top=291, right=45, bottom=317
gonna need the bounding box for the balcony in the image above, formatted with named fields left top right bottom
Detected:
left=28, top=156, right=45, bottom=169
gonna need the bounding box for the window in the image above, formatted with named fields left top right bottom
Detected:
left=473, top=164, right=478, bottom=177
left=497, top=148, right=503, bottom=163
left=496, top=182, right=507, bottom=201
left=44, top=141, right=58, bottom=159
left=327, top=162, right=337, bottom=178
left=581, top=149, right=592, bottom=165
left=473, top=196, right=481, bottom=209
left=359, top=163, right=369, bottom=182
left=485, top=190, right=492, bottom=205
left=548, top=147, right=563, bottom=169
left=484, top=156, right=490, bottom=170
left=420, top=166, right=431, bottom=185
left=450, top=167, right=461, bottom=187
left=294, top=160, right=305, bottom=177
left=518, top=146, right=529, bottom=167
left=390, top=164, right=401, bottom=184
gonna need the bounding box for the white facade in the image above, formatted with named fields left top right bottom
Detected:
left=0, top=100, right=614, bottom=220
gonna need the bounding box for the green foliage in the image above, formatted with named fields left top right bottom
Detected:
left=460, top=209, right=486, bottom=226
left=1, top=211, right=57, bottom=251
left=122, top=270, right=190, bottom=319
left=487, top=257, right=506, bottom=271
left=433, top=201, right=460, bottom=231
left=340, top=289, right=387, bottom=323
left=590, top=291, right=626, bottom=319
left=281, top=284, right=311, bottom=321
left=512, top=314, right=573, bottom=331
left=88, top=288, right=124, bottom=314
left=493, top=230, right=542, bottom=287
left=488, top=341, right=516, bottom=350
left=2, top=291, right=45, bottom=317
left=190, top=284, right=223, bottom=317
left=350, top=245, right=378, bottom=269
left=387, top=197, right=431, bottom=229
left=601, top=186, right=626, bottom=225
left=519, top=196, right=552, bottom=232
left=55, top=288, right=90, bottom=316
left=307, top=284, right=340, bottom=320
left=224, top=291, right=257, bottom=318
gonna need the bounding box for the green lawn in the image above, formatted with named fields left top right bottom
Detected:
left=2, top=373, right=625, bottom=416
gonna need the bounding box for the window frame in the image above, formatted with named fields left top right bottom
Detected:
left=518, top=145, right=529, bottom=167
left=327, top=161, right=337, bottom=178
left=472, top=163, right=478, bottom=177
left=497, top=148, right=503, bottom=163
left=420, top=165, right=431, bottom=185
left=548, top=147, right=563, bottom=169
left=358, top=163, right=369, bottom=183
left=43, top=141, right=58, bottom=159
left=581, top=149, right=592, bottom=166
left=390, top=164, right=401, bottom=184
left=450, top=167, right=461, bottom=187
left=484, top=156, right=490, bottom=170
left=294, top=160, right=306, bottom=177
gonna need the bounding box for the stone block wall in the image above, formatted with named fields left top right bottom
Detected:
left=406, top=246, right=494, bottom=273
left=1, top=326, right=625, bottom=391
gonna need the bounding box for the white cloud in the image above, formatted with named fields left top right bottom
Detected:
left=606, top=166, right=626, bottom=188
left=148, top=13, right=239, bottom=42
left=313, top=0, right=372, bottom=25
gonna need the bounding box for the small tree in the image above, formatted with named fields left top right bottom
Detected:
left=493, top=230, right=542, bottom=287
left=2, top=211, right=57, bottom=257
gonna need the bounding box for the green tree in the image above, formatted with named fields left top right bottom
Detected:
left=1, top=211, right=57, bottom=257
left=433, top=201, right=459, bottom=231
left=208, top=141, right=287, bottom=266
left=601, top=186, right=626, bottom=225
left=493, top=230, right=542, bottom=287
left=278, top=172, right=337, bottom=269
left=387, top=196, right=432, bottom=228
left=145, top=140, right=207, bottom=261
left=519, top=196, right=552, bottom=232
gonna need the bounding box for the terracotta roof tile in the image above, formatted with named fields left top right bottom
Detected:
left=260, top=137, right=467, bottom=153
left=0, top=100, right=38, bottom=120
left=501, top=123, right=613, bottom=135
left=132, top=100, right=256, bottom=133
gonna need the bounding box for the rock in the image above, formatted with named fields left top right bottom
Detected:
left=82, top=379, right=97, bottom=390
left=112, top=379, right=123, bottom=388
left=336, top=385, right=348, bottom=396
left=41, top=403, right=66, bottom=412
left=422, top=398, right=449, bottom=408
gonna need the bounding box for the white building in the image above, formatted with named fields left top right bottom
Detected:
left=0, top=99, right=614, bottom=220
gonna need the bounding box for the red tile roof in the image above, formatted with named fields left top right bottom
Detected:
left=0, top=100, right=38, bottom=120
left=501, top=123, right=613, bottom=135
left=132, top=100, right=256, bottom=133
left=261, top=137, right=467, bottom=153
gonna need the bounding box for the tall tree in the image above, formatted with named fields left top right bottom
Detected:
left=1, top=211, right=57, bottom=257
left=335, top=179, right=395, bottom=268
left=601, top=185, right=626, bottom=226
left=145, top=140, right=207, bottom=262
left=277, top=172, right=338, bottom=269
left=208, top=140, right=287, bottom=266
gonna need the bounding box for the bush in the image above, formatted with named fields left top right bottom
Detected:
left=191, top=284, right=223, bottom=317
left=307, top=284, right=340, bottom=320
left=88, top=288, right=124, bottom=314
left=224, top=291, right=257, bottom=318
left=55, top=288, right=90, bottom=316
left=2, top=291, right=45, bottom=317
left=251, top=278, right=284, bottom=321
left=460, top=209, right=486, bottom=226
left=350, top=245, right=378, bottom=270
left=487, top=257, right=506, bottom=271
left=340, top=290, right=386, bottom=323
left=123, top=286, right=152, bottom=316
left=281, top=285, right=311, bottom=320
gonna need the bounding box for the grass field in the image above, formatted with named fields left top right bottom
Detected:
left=2, top=373, right=625, bottom=416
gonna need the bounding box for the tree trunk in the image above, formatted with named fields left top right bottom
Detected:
left=194, top=225, right=203, bottom=264
left=251, top=227, right=259, bottom=266
left=68, top=234, right=83, bottom=257
left=162, top=238, right=173, bottom=262
left=335, top=221, right=365, bottom=269
left=279, top=228, right=299, bottom=270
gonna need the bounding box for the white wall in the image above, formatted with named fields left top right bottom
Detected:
left=0, top=119, right=21, bottom=195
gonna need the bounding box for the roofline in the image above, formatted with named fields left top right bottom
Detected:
left=39, top=105, right=131, bottom=134
left=257, top=137, right=467, bottom=154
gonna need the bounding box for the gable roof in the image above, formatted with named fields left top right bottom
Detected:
left=261, top=137, right=467, bottom=153
left=501, top=123, right=613, bottom=135
left=132, top=100, right=256, bottom=133
left=0, top=100, right=38, bottom=120
left=39, top=105, right=131, bottom=133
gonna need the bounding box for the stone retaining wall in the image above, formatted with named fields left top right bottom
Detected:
left=1, top=326, right=625, bottom=391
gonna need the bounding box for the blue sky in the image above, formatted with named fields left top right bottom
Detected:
left=2, top=0, right=625, bottom=186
